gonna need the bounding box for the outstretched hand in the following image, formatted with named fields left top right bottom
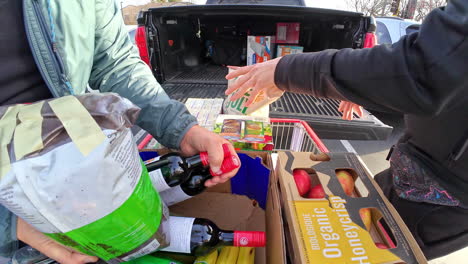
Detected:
left=338, top=101, right=363, bottom=120
left=225, top=58, right=284, bottom=106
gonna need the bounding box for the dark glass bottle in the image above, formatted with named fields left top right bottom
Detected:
left=145, top=152, right=210, bottom=193
left=161, top=217, right=265, bottom=256
left=145, top=144, right=237, bottom=193
left=159, top=168, right=212, bottom=206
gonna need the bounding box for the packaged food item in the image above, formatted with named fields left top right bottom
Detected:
left=244, top=120, right=265, bottom=142
left=160, top=216, right=266, bottom=256
left=213, top=115, right=273, bottom=151
left=0, top=93, right=169, bottom=263
left=276, top=23, right=300, bottom=44
left=185, top=98, right=223, bottom=131
left=223, top=69, right=283, bottom=117
left=221, top=119, right=243, bottom=140
left=247, top=36, right=274, bottom=65
left=276, top=45, right=303, bottom=57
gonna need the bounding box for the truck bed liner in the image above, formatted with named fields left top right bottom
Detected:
left=162, top=77, right=392, bottom=140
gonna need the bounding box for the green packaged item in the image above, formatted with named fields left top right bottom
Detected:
left=124, top=255, right=182, bottom=264
left=0, top=94, right=170, bottom=263
left=213, top=115, right=273, bottom=151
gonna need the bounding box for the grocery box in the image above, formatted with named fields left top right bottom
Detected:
left=213, top=115, right=273, bottom=151
left=247, top=36, right=275, bottom=65
left=139, top=150, right=286, bottom=264
left=185, top=98, right=223, bottom=131
left=276, top=45, right=303, bottom=58
left=276, top=151, right=428, bottom=264
left=276, top=23, right=300, bottom=44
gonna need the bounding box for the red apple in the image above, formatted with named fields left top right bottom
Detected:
left=375, top=243, right=389, bottom=249
left=293, top=169, right=312, bottom=196
left=308, top=184, right=325, bottom=199
left=336, top=170, right=355, bottom=196
left=359, top=208, right=372, bottom=231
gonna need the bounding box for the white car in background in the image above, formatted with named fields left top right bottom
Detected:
left=376, top=17, right=420, bottom=44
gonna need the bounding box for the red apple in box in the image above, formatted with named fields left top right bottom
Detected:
left=293, top=169, right=311, bottom=196
left=375, top=243, right=389, bottom=249
left=308, top=184, right=325, bottom=199
left=336, top=170, right=355, bottom=196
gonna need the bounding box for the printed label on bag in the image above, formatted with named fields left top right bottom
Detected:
left=161, top=216, right=195, bottom=254
left=121, top=239, right=161, bottom=261
left=160, top=186, right=192, bottom=206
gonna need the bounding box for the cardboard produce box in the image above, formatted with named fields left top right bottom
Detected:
left=275, top=151, right=427, bottom=264
left=139, top=150, right=286, bottom=264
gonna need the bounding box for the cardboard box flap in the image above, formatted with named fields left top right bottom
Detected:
left=169, top=192, right=266, bottom=232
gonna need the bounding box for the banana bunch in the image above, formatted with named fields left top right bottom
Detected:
left=216, top=246, right=239, bottom=264
left=236, top=247, right=255, bottom=264
left=194, top=249, right=218, bottom=264
left=193, top=247, right=255, bottom=264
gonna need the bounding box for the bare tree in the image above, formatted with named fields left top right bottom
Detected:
left=346, top=0, right=393, bottom=16
left=347, top=0, right=446, bottom=21
left=414, top=0, right=446, bottom=21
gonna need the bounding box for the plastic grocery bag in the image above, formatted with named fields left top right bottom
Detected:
left=0, top=93, right=170, bottom=263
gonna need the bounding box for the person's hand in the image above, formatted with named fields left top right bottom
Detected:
left=180, top=125, right=240, bottom=187
left=17, top=218, right=98, bottom=264
left=338, top=101, right=363, bottom=120
left=225, top=58, right=284, bottom=106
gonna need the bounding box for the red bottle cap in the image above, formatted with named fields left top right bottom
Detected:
left=199, top=144, right=239, bottom=175
left=233, top=231, right=266, bottom=247
left=199, top=144, right=232, bottom=166
left=219, top=155, right=240, bottom=174
left=200, top=152, right=210, bottom=167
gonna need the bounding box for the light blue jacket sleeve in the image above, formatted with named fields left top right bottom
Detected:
left=89, top=0, right=197, bottom=149
left=0, top=205, right=18, bottom=258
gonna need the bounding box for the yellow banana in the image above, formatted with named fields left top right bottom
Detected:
left=216, top=246, right=240, bottom=264
left=194, top=249, right=218, bottom=264
left=236, top=247, right=255, bottom=264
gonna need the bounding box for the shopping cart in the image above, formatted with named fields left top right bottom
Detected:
left=270, top=118, right=329, bottom=153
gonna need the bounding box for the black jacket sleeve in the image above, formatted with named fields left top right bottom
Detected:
left=274, top=0, right=468, bottom=115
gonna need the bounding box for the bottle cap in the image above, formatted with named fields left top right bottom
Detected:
left=233, top=231, right=266, bottom=247
left=219, top=155, right=239, bottom=174
left=200, top=152, right=209, bottom=167
left=199, top=144, right=239, bottom=176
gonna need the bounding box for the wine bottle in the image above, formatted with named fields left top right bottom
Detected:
left=145, top=144, right=237, bottom=193
left=159, top=168, right=212, bottom=206
left=161, top=216, right=265, bottom=256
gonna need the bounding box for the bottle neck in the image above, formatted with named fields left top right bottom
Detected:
left=186, top=155, right=206, bottom=170
left=219, top=230, right=235, bottom=246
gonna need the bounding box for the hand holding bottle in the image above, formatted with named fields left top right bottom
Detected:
left=179, top=125, right=240, bottom=187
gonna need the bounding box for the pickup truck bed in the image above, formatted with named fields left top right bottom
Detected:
left=143, top=5, right=392, bottom=140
